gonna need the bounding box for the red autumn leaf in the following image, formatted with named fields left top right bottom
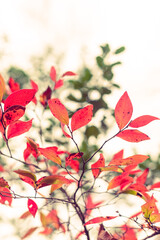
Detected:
left=128, top=183, right=148, bottom=192
left=114, top=91, right=133, bottom=130
left=65, top=152, right=83, bottom=173
left=14, top=169, right=36, bottom=188
left=22, top=227, right=38, bottom=240
left=136, top=168, right=149, bottom=184
left=38, top=147, right=61, bottom=165
left=84, top=216, right=117, bottom=226
left=4, top=89, right=36, bottom=110
left=50, top=66, right=57, bottom=82
left=27, top=199, right=38, bottom=217
left=54, top=79, right=63, bottom=90
left=37, top=175, right=71, bottom=191
left=24, top=137, right=40, bottom=160
left=2, top=105, right=25, bottom=127
left=61, top=123, right=71, bottom=138
left=0, top=187, right=12, bottom=206
left=117, top=129, right=150, bottom=142
left=39, top=227, right=53, bottom=235
left=75, top=231, right=85, bottom=239
left=141, top=195, right=157, bottom=219
left=71, top=105, right=93, bottom=132
left=129, top=115, right=159, bottom=128
left=46, top=209, right=65, bottom=232
left=85, top=194, right=104, bottom=219
left=0, top=177, right=10, bottom=188
left=107, top=172, right=133, bottom=190
left=150, top=213, right=160, bottom=223
left=109, top=149, right=124, bottom=166
left=30, top=80, right=38, bottom=104
left=48, top=98, right=69, bottom=125
left=0, top=74, right=5, bottom=102
left=40, top=86, right=52, bottom=107
left=121, top=226, right=137, bottom=240
left=91, top=153, right=105, bottom=178
left=20, top=210, right=32, bottom=219
left=108, top=154, right=149, bottom=166
left=8, top=77, right=20, bottom=93
left=150, top=182, right=160, bottom=190
left=62, top=71, right=76, bottom=77
left=7, top=119, right=33, bottom=139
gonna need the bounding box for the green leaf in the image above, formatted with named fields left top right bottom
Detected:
left=85, top=126, right=100, bottom=139
left=114, top=46, right=125, bottom=54
left=96, top=56, right=104, bottom=68
left=100, top=44, right=110, bottom=56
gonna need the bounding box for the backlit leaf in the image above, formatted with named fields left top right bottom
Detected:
left=20, top=211, right=31, bottom=219
left=107, top=173, right=133, bottom=190
left=129, top=115, right=159, bottom=128
left=150, top=213, right=160, bottom=223
left=7, top=119, right=33, bottom=139
left=109, top=149, right=124, bottom=166
left=22, top=227, right=38, bottom=240
left=8, top=77, right=20, bottom=93
left=114, top=91, right=133, bottom=129
left=62, top=71, right=76, bottom=77
left=136, top=168, right=149, bottom=184
left=0, top=177, right=10, bottom=188
left=40, top=86, right=52, bottom=107
left=84, top=216, right=117, bottom=226
left=65, top=152, right=83, bottom=172
left=48, top=98, right=69, bottom=125
left=4, top=89, right=36, bottom=110
left=0, top=187, right=12, bottom=206
left=85, top=194, right=104, bottom=219
left=38, top=147, right=61, bottom=165
left=71, top=105, right=93, bottom=131
left=100, top=166, right=123, bottom=173
left=108, top=154, right=149, bottom=166
left=54, top=79, right=63, bottom=90
left=91, top=154, right=105, bottom=178
left=117, top=129, right=150, bottom=142
left=14, top=169, right=36, bottom=188
left=0, top=74, right=5, bottom=102
left=3, top=105, right=25, bottom=127
left=61, top=123, right=71, bottom=138
left=141, top=196, right=156, bottom=219
left=27, top=199, right=38, bottom=217
left=50, top=66, right=56, bottom=82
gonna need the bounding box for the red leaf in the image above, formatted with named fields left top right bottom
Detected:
left=61, top=123, right=71, bottom=138
left=71, top=105, right=93, bottom=131
left=3, top=105, right=25, bottom=127
left=136, top=168, right=149, bottom=184
left=20, top=211, right=32, bottom=219
left=39, top=227, right=53, bottom=235
left=30, top=79, right=38, bottom=92
left=8, top=77, right=20, bottom=93
left=7, top=119, right=33, bottom=139
left=115, top=91, right=133, bottom=129
left=38, top=147, right=61, bottom=165
left=40, top=86, right=52, bottom=107
left=85, top=194, right=104, bottom=219
left=4, top=89, right=36, bottom=110
left=22, top=227, right=38, bottom=240
left=0, top=74, right=5, bottom=102
left=108, top=154, right=149, bottom=166
left=54, top=79, right=63, bottom=90
left=14, top=169, right=36, bottom=188
left=62, top=71, right=76, bottom=77
left=65, top=152, right=83, bottom=173
left=0, top=177, right=10, bottom=188
left=107, top=173, right=133, bottom=190
left=27, top=199, right=38, bottom=217
left=117, top=129, right=150, bottom=142
left=129, top=115, right=159, bottom=128
left=50, top=66, right=57, bottom=82
left=91, top=153, right=105, bottom=178
left=48, top=98, right=69, bottom=125
left=150, top=182, right=160, bottom=190
left=0, top=187, right=12, bottom=206
left=109, top=149, right=124, bottom=166
left=84, top=216, right=117, bottom=226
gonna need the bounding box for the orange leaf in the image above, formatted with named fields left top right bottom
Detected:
left=48, top=98, right=69, bottom=125
left=100, top=166, right=123, bottom=173
left=22, top=227, right=38, bottom=239
left=0, top=177, right=10, bottom=188
left=84, top=216, right=117, bottom=226
left=14, top=169, right=36, bottom=188
left=27, top=199, right=38, bottom=217
left=150, top=213, right=160, bottom=223
left=115, top=91, right=133, bottom=130
left=20, top=211, right=32, bottom=219
left=141, top=196, right=157, bottom=219
left=38, top=147, right=61, bottom=165
left=108, top=154, right=149, bottom=166
left=108, top=173, right=133, bottom=190
left=0, top=74, right=5, bottom=102
left=71, top=105, right=93, bottom=132
left=117, top=129, right=150, bottom=142
left=91, top=154, right=105, bottom=178
left=129, top=115, right=159, bottom=128
left=109, top=149, right=124, bottom=166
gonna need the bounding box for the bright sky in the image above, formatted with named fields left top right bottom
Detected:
left=0, top=1, right=160, bottom=239
left=0, top=0, right=160, bottom=156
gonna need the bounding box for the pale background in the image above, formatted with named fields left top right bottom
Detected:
left=0, top=0, right=160, bottom=239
